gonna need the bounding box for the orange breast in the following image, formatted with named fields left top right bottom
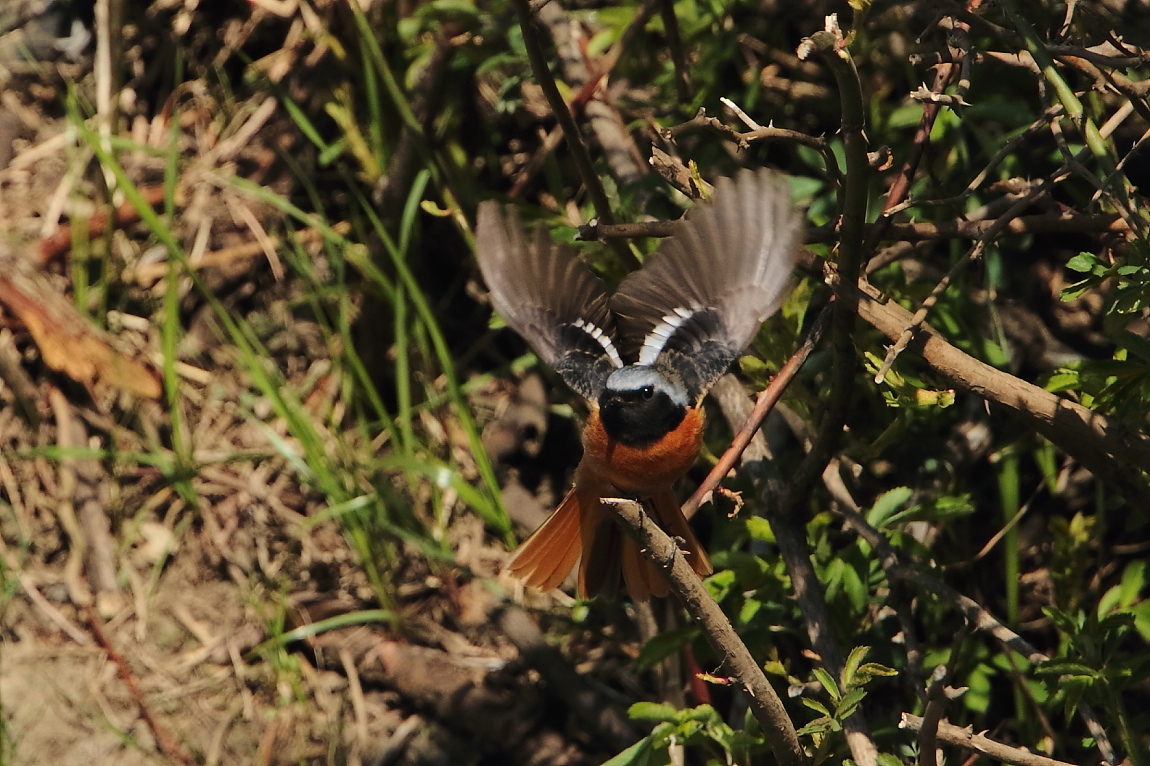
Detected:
left=582, top=406, right=705, bottom=495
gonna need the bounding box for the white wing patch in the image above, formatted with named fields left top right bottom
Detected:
left=573, top=318, right=624, bottom=368
left=638, top=305, right=700, bottom=365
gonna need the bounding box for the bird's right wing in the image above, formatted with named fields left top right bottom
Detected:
left=475, top=202, right=623, bottom=402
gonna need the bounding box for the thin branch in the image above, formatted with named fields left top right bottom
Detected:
left=786, top=18, right=877, bottom=766
left=587, top=210, right=1125, bottom=244
left=600, top=498, right=808, bottom=766
left=866, top=22, right=960, bottom=254
left=873, top=172, right=1065, bottom=383
left=821, top=460, right=925, bottom=700
left=848, top=271, right=1150, bottom=482
left=899, top=714, right=1079, bottom=766
left=86, top=607, right=194, bottom=764
left=510, top=0, right=635, bottom=265
left=660, top=107, right=750, bottom=149
left=681, top=303, right=831, bottom=520
left=659, top=0, right=690, bottom=101
left=807, top=211, right=1127, bottom=244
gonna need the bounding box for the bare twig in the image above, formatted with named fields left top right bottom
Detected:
left=900, top=714, right=1079, bottom=766
left=86, top=607, right=195, bottom=764
left=873, top=172, right=1064, bottom=383
left=848, top=273, right=1150, bottom=481
left=600, top=498, right=807, bottom=766
left=659, top=0, right=690, bottom=101
left=17, top=573, right=91, bottom=645
left=660, top=107, right=749, bottom=149
left=510, top=0, right=635, bottom=265
left=867, top=20, right=961, bottom=253
left=681, top=302, right=831, bottom=520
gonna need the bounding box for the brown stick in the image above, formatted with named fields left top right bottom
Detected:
left=511, top=0, right=636, bottom=267
left=591, top=212, right=1126, bottom=243
left=37, top=185, right=173, bottom=266
left=601, top=498, right=808, bottom=766
left=86, top=607, right=194, bottom=764
left=899, top=714, right=1079, bottom=766
left=681, top=303, right=831, bottom=520
left=854, top=282, right=1150, bottom=478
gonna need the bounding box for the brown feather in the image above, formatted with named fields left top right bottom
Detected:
left=579, top=507, right=620, bottom=598
left=646, top=490, right=712, bottom=578
left=506, top=487, right=585, bottom=592
left=610, top=168, right=803, bottom=390
left=475, top=202, right=619, bottom=401
left=621, top=538, right=658, bottom=600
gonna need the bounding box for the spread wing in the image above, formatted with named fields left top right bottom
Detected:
left=475, top=202, right=622, bottom=401
left=610, top=168, right=803, bottom=399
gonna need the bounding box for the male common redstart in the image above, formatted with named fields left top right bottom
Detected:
left=475, top=168, right=802, bottom=601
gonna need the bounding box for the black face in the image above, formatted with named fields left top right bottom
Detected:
left=598, top=385, right=687, bottom=448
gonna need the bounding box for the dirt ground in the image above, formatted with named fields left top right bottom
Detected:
left=0, top=3, right=670, bottom=764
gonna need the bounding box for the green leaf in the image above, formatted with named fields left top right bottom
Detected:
left=738, top=598, right=763, bottom=624
left=800, top=697, right=832, bottom=717
left=796, top=716, right=841, bottom=736
left=1065, top=252, right=1099, bottom=272
left=628, top=702, right=679, bottom=722
left=812, top=667, right=840, bottom=701
left=866, top=487, right=913, bottom=528
left=855, top=662, right=899, bottom=682
left=841, top=646, right=870, bottom=688
left=636, top=624, right=701, bottom=672
left=745, top=515, right=775, bottom=543
left=836, top=686, right=867, bottom=718
left=602, top=738, right=657, bottom=766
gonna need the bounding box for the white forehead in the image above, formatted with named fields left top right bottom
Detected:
left=604, top=366, right=687, bottom=406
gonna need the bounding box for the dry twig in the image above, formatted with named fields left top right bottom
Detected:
left=900, top=714, right=1079, bottom=766
left=600, top=498, right=807, bottom=766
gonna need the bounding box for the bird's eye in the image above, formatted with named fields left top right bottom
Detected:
left=641, top=386, right=654, bottom=400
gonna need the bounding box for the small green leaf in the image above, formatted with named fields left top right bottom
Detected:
left=867, top=487, right=913, bottom=528
left=602, top=738, right=656, bottom=766
left=812, top=667, right=840, bottom=701
left=796, top=716, right=841, bottom=736
left=745, top=516, right=775, bottom=543
left=1065, top=252, right=1098, bottom=272
left=628, top=702, right=679, bottom=722
left=841, top=646, right=870, bottom=687
left=836, top=686, right=867, bottom=718
left=1060, top=279, right=1092, bottom=301
left=636, top=624, right=700, bottom=672
left=855, top=662, right=899, bottom=681
left=800, top=697, right=832, bottom=717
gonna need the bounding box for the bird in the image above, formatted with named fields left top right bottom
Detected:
left=474, top=168, right=803, bottom=601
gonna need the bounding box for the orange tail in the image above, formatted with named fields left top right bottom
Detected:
left=646, top=489, right=712, bottom=580
left=506, top=486, right=587, bottom=592
left=507, top=484, right=711, bottom=602
left=584, top=489, right=712, bottom=601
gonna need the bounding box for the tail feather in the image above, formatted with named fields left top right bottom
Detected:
left=579, top=506, right=619, bottom=598
left=647, top=491, right=712, bottom=578
left=621, top=537, right=660, bottom=600
left=507, top=484, right=711, bottom=602
left=506, top=487, right=584, bottom=591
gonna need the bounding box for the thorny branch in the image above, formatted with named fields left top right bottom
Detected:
left=601, top=498, right=808, bottom=766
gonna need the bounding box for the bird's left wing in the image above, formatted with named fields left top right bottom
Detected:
left=610, top=168, right=803, bottom=399
left=475, top=201, right=622, bottom=402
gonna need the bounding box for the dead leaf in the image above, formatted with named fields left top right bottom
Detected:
left=0, top=264, right=161, bottom=400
